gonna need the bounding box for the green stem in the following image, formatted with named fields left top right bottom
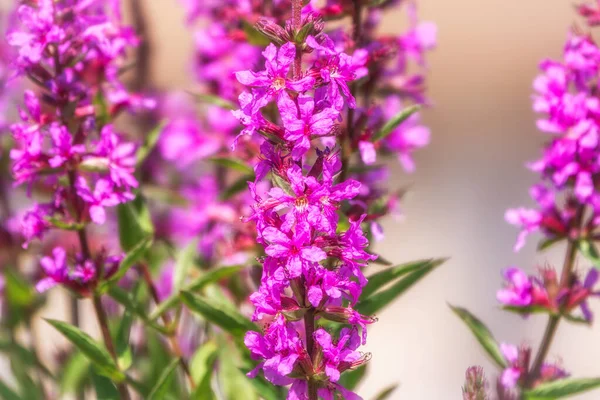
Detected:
left=525, top=206, right=583, bottom=388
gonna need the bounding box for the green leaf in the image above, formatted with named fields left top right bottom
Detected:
left=247, top=376, right=283, bottom=400
left=137, top=120, right=167, bottom=165
left=563, top=313, right=592, bottom=325
left=189, top=92, right=237, bottom=110
left=99, top=237, right=153, bottom=292
left=91, top=370, right=120, bottom=400
left=357, top=258, right=445, bottom=315
left=117, top=196, right=154, bottom=252
left=45, top=216, right=86, bottom=231
left=0, top=379, right=21, bottom=400
left=537, top=237, right=564, bottom=252
left=190, top=341, right=218, bottom=399
left=150, top=265, right=243, bottom=321
left=271, top=172, right=295, bottom=196
left=362, top=258, right=445, bottom=299
left=4, top=269, right=35, bottom=308
left=373, top=384, right=399, bottom=400
left=148, top=358, right=180, bottom=400
left=502, top=305, right=551, bottom=317
left=220, top=174, right=254, bottom=200
left=116, top=310, right=133, bottom=371
left=45, top=319, right=125, bottom=382
left=524, top=377, right=600, bottom=399
left=219, top=347, right=258, bottom=400
left=578, top=240, right=600, bottom=269
left=93, top=91, right=110, bottom=128
left=174, top=240, right=198, bottom=293
left=59, top=351, right=89, bottom=395
left=373, top=104, right=420, bottom=141
left=208, top=156, right=254, bottom=174
left=106, top=286, right=170, bottom=334
left=180, top=291, right=258, bottom=338
left=241, top=20, right=270, bottom=47
left=338, top=365, right=367, bottom=391
left=449, top=305, right=507, bottom=368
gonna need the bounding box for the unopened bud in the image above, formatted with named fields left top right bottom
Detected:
left=255, top=18, right=290, bottom=45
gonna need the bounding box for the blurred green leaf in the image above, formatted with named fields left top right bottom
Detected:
left=190, top=341, right=218, bottom=400
left=0, top=337, right=52, bottom=378
left=45, top=319, right=125, bottom=382
left=357, top=258, right=445, bottom=315
left=362, top=258, right=445, bottom=299
left=106, top=286, right=170, bottom=334
left=148, top=358, right=180, bottom=400
left=45, top=216, right=86, bottom=231
left=219, top=346, right=258, bottom=400
left=117, top=195, right=154, bottom=252
left=449, top=305, right=507, bottom=368
left=59, top=351, right=89, bottom=395
left=174, top=240, right=198, bottom=293
left=563, top=314, right=591, bottom=325
left=116, top=310, right=133, bottom=371
left=578, top=240, right=600, bottom=269
left=0, top=379, right=20, bottom=400
left=372, top=104, right=420, bottom=141
left=524, top=377, right=600, bottom=399
left=99, top=237, right=153, bottom=292
left=180, top=291, right=258, bottom=338
left=220, top=174, right=254, bottom=200
left=241, top=20, right=271, bottom=47
left=5, top=269, right=35, bottom=308
left=208, top=156, right=254, bottom=174
left=189, top=92, right=237, bottom=110
left=538, top=237, right=564, bottom=252
left=137, top=120, right=167, bottom=166
left=338, top=365, right=367, bottom=391
left=373, top=384, right=399, bottom=400
left=93, top=91, right=110, bottom=128
left=91, top=370, right=120, bottom=400
left=150, top=266, right=243, bottom=321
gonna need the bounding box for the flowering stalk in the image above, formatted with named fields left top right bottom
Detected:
left=456, top=8, right=600, bottom=399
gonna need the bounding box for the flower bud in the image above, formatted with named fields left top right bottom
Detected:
left=255, top=18, right=290, bottom=45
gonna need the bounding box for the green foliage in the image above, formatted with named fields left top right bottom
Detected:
left=190, top=341, right=218, bottom=399
left=372, top=104, right=421, bottom=141
left=180, top=291, right=258, bottom=338
left=357, top=258, right=445, bottom=315
left=578, top=240, right=600, bottom=269
left=45, top=319, right=125, bottom=382
left=524, top=377, right=600, bottom=399
left=148, top=358, right=180, bottom=400
left=449, top=305, right=507, bottom=368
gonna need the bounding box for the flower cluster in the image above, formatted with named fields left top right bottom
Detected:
left=497, top=266, right=600, bottom=321
left=236, top=10, right=382, bottom=397
left=506, top=33, right=600, bottom=250
left=6, top=0, right=145, bottom=292
left=499, top=343, right=568, bottom=390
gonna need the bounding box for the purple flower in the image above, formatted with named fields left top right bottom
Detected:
left=236, top=42, right=315, bottom=113
left=314, top=328, right=363, bottom=382
left=497, top=267, right=533, bottom=307
left=48, top=124, right=85, bottom=168
left=37, top=247, right=69, bottom=292
left=262, top=226, right=327, bottom=278
left=75, top=177, right=130, bottom=225
left=93, top=125, right=138, bottom=189
left=279, top=92, right=339, bottom=159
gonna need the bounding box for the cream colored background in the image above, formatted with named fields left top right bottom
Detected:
left=4, top=0, right=600, bottom=399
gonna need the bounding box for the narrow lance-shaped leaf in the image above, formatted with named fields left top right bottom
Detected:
left=148, top=358, right=180, bottom=400
left=338, top=365, right=367, bottom=391
left=219, top=346, right=258, bottom=400
left=524, top=377, right=600, bottom=399
left=105, top=286, right=171, bottom=334
left=59, top=352, right=89, bottom=396
left=117, top=196, right=154, bottom=252
left=173, top=240, right=198, bottom=293
left=116, top=310, right=133, bottom=371
left=449, top=305, right=507, bottom=368
left=577, top=240, right=600, bottom=269
left=362, top=258, right=445, bottom=299
left=180, top=291, right=258, bottom=338
left=357, top=258, right=445, bottom=315
left=99, top=237, right=153, bottom=292
left=208, top=156, right=254, bottom=174
left=220, top=174, right=255, bottom=201
left=188, top=91, right=237, bottom=110
left=45, top=319, right=125, bottom=382
left=0, top=379, right=21, bottom=400
left=373, top=384, right=399, bottom=400
left=150, top=265, right=243, bottom=321
left=190, top=341, right=218, bottom=400
left=137, top=120, right=167, bottom=166
left=372, top=104, right=421, bottom=141
left=91, top=369, right=120, bottom=400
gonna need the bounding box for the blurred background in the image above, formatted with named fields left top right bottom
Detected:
left=3, top=0, right=600, bottom=399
